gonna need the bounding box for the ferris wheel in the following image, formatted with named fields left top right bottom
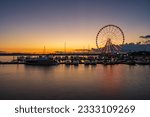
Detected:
left=96, top=24, right=125, bottom=54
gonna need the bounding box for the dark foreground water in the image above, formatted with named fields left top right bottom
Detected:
left=0, top=64, right=150, bottom=100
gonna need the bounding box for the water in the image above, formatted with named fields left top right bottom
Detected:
left=0, top=63, right=150, bottom=100
left=0, top=56, right=14, bottom=62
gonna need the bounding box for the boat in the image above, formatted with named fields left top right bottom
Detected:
left=65, top=60, right=72, bottom=65
left=126, top=60, right=136, bottom=65
left=25, top=55, right=58, bottom=65
left=103, top=61, right=113, bottom=65
left=72, top=60, right=79, bottom=66
left=135, top=60, right=150, bottom=65
left=17, top=56, right=25, bottom=62
left=84, top=60, right=90, bottom=65
left=90, top=60, right=97, bottom=65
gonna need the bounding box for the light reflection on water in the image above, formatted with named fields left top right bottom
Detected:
left=0, top=64, right=150, bottom=99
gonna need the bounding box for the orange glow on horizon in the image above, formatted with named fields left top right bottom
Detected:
left=0, top=47, right=89, bottom=54
left=0, top=23, right=140, bottom=53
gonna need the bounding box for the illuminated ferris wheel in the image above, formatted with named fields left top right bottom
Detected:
left=96, top=24, right=125, bottom=54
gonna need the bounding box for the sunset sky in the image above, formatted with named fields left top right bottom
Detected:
left=0, top=0, right=150, bottom=53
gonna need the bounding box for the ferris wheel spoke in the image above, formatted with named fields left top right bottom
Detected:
left=107, top=26, right=111, bottom=33
left=96, top=24, right=125, bottom=54
left=98, top=42, right=106, bottom=47
left=99, top=39, right=108, bottom=44
left=111, top=26, right=115, bottom=33
left=110, top=25, right=114, bottom=33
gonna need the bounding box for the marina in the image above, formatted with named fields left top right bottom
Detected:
left=0, top=52, right=150, bottom=66
left=0, top=0, right=150, bottom=100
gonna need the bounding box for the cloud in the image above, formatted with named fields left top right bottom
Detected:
left=144, top=40, right=150, bottom=44
left=140, top=35, right=150, bottom=39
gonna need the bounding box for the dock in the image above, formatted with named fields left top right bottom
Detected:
left=0, top=52, right=150, bottom=65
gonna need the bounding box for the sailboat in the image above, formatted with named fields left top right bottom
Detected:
left=25, top=47, right=58, bottom=65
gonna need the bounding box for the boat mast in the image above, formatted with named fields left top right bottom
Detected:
left=43, top=46, right=46, bottom=55
left=64, top=41, right=66, bottom=54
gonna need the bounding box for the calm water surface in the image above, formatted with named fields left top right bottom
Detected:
left=0, top=63, right=150, bottom=100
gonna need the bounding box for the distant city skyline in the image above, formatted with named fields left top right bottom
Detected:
left=0, top=0, right=150, bottom=53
